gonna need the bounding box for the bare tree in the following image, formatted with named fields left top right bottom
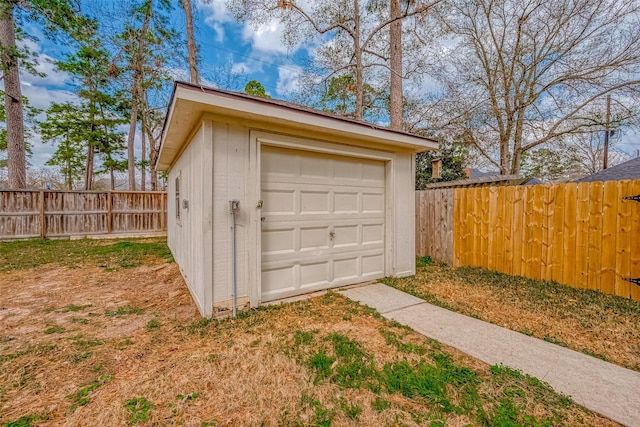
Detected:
left=0, top=2, right=25, bottom=188
left=181, top=0, right=199, bottom=85
left=420, top=0, right=640, bottom=174
left=229, top=0, right=431, bottom=121
left=389, top=0, right=403, bottom=130
left=125, top=0, right=153, bottom=191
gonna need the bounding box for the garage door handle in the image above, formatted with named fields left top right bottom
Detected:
left=329, top=231, right=335, bottom=239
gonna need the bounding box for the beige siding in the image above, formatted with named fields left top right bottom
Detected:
left=392, top=152, right=417, bottom=277
left=167, top=123, right=213, bottom=316
left=211, top=121, right=250, bottom=312
left=167, top=118, right=419, bottom=316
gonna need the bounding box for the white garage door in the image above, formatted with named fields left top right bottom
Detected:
left=260, top=145, right=386, bottom=302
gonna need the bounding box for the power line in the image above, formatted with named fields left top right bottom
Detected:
left=198, top=40, right=305, bottom=77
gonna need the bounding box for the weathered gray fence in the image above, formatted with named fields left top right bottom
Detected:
left=0, top=190, right=167, bottom=240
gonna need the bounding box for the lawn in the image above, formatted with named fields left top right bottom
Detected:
left=0, top=238, right=617, bottom=426
left=382, top=257, right=640, bottom=372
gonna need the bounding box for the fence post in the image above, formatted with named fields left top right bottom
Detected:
left=107, top=191, right=113, bottom=234
left=161, top=193, right=166, bottom=231
left=39, top=190, right=45, bottom=238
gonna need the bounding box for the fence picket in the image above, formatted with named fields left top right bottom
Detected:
left=550, top=184, right=565, bottom=283
left=416, top=179, right=639, bottom=301
left=0, top=190, right=167, bottom=240
left=630, top=180, right=640, bottom=301
left=601, top=181, right=618, bottom=295
left=587, top=183, right=604, bottom=291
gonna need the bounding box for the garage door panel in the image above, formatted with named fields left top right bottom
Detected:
left=261, top=145, right=385, bottom=302
left=300, top=226, right=330, bottom=250
left=334, top=159, right=361, bottom=181
left=262, top=228, right=296, bottom=255
left=362, top=224, right=384, bottom=244
left=262, top=189, right=296, bottom=214
left=262, top=266, right=296, bottom=295
left=300, top=262, right=330, bottom=288
left=262, top=242, right=385, bottom=264
left=334, top=257, right=359, bottom=281
left=300, top=191, right=330, bottom=214
left=362, top=161, right=385, bottom=183
left=334, top=192, right=359, bottom=213
left=333, top=225, right=358, bottom=247
left=362, top=193, right=384, bottom=213
left=300, top=154, right=332, bottom=179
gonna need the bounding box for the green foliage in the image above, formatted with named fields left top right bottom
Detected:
left=320, top=73, right=384, bottom=120
left=520, top=148, right=574, bottom=182
left=39, top=102, right=88, bottom=188
left=105, top=305, right=143, bottom=317
left=381, top=355, right=477, bottom=413
left=146, top=318, right=161, bottom=331
left=70, top=336, right=103, bottom=350
left=416, top=256, right=433, bottom=268
left=61, top=304, right=93, bottom=313
left=2, top=414, right=41, bottom=427
left=124, top=397, right=154, bottom=425
left=339, top=399, right=362, bottom=420
left=0, top=237, right=173, bottom=272
left=371, top=396, right=390, bottom=411
left=0, top=90, right=40, bottom=168
left=44, top=325, right=65, bottom=335
left=244, top=80, right=271, bottom=98
left=309, top=351, right=335, bottom=383
left=68, top=374, right=113, bottom=412
left=415, top=139, right=468, bottom=189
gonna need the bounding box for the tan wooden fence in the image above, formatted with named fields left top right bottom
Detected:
left=416, top=180, right=640, bottom=301
left=0, top=190, right=167, bottom=240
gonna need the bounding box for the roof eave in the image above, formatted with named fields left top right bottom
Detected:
left=156, top=83, right=438, bottom=171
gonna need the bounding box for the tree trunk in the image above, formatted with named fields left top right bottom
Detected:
left=126, top=83, right=139, bottom=191
left=389, top=0, right=403, bottom=131
left=353, top=0, right=364, bottom=121
left=126, top=0, right=152, bottom=191
left=140, top=115, right=146, bottom=191
left=0, top=1, right=26, bottom=189
left=110, top=167, right=115, bottom=191
left=84, top=142, right=94, bottom=190
left=181, top=0, right=199, bottom=85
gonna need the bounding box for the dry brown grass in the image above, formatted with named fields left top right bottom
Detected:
left=0, top=243, right=619, bottom=426
left=383, top=263, right=640, bottom=372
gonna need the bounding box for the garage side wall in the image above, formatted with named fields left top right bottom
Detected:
left=211, top=120, right=250, bottom=312
left=167, top=122, right=214, bottom=316
left=393, top=152, right=416, bottom=278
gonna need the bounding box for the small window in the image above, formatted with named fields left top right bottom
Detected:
left=175, top=175, right=181, bottom=221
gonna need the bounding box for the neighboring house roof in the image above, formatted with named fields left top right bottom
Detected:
left=469, top=168, right=501, bottom=179
left=424, top=175, right=537, bottom=189
left=157, top=82, right=438, bottom=171
left=575, top=157, right=640, bottom=182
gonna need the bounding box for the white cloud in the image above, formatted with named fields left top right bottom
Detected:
left=21, top=55, right=71, bottom=88
left=196, top=0, right=233, bottom=23
left=196, top=0, right=233, bottom=40
left=276, top=65, right=303, bottom=94
left=231, top=62, right=251, bottom=75
left=242, top=18, right=290, bottom=54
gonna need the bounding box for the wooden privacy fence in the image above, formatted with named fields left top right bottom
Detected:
left=416, top=180, right=640, bottom=301
left=0, top=190, right=167, bottom=240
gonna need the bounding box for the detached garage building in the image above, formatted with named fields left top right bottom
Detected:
left=157, top=82, right=437, bottom=317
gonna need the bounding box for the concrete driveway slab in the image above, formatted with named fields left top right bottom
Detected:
left=340, top=283, right=640, bottom=427
left=340, top=283, right=424, bottom=314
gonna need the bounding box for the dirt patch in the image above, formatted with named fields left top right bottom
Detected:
left=0, top=255, right=617, bottom=426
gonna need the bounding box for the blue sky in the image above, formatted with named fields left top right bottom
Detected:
left=10, top=0, right=640, bottom=172
left=18, top=0, right=311, bottom=169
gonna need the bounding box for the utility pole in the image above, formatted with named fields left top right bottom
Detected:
left=603, top=95, right=611, bottom=170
